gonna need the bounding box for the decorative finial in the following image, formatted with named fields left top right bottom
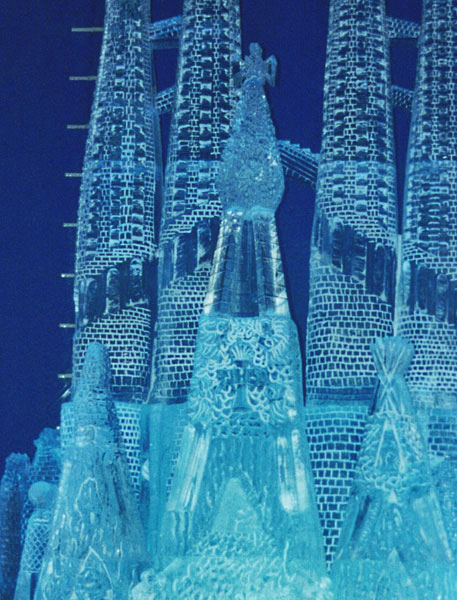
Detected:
left=217, top=44, right=284, bottom=213
left=241, top=43, right=277, bottom=87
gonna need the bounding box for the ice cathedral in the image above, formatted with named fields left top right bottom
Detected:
left=2, top=0, right=457, bottom=598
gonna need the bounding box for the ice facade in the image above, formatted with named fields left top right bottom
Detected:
left=151, top=0, right=241, bottom=406
left=2, top=0, right=457, bottom=598
left=34, top=343, right=148, bottom=599
left=133, top=43, right=330, bottom=600
left=304, top=0, right=398, bottom=563
left=66, top=0, right=163, bottom=501
left=73, top=0, right=161, bottom=404
left=148, top=0, right=242, bottom=542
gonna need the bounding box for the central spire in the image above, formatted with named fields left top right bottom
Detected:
left=205, top=44, right=288, bottom=318
left=141, top=44, right=328, bottom=600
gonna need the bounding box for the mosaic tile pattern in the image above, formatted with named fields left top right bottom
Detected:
left=395, top=0, right=457, bottom=552
left=73, top=0, right=162, bottom=403
left=397, top=0, right=457, bottom=411
left=151, top=0, right=241, bottom=406
left=305, top=0, right=398, bottom=563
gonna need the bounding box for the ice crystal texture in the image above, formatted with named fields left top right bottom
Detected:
left=34, top=344, right=148, bottom=600
left=132, top=44, right=330, bottom=600
left=332, top=337, right=456, bottom=599
left=0, top=454, right=30, bottom=600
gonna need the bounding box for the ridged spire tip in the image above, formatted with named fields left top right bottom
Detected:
left=217, top=43, right=284, bottom=214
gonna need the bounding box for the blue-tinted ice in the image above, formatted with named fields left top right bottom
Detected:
left=34, top=343, right=148, bottom=599
left=132, top=44, right=330, bottom=600
left=332, top=337, right=456, bottom=599
left=0, top=454, right=30, bottom=600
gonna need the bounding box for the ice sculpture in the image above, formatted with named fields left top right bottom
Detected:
left=152, top=0, right=241, bottom=405
left=395, top=0, right=457, bottom=555
left=34, top=343, right=148, bottom=599
left=73, top=0, right=162, bottom=403
left=149, top=0, right=242, bottom=547
left=0, top=454, right=30, bottom=600
left=332, top=337, right=456, bottom=599
left=134, top=44, right=329, bottom=600
left=20, top=428, right=60, bottom=547
left=14, top=482, right=56, bottom=600
left=304, top=0, right=398, bottom=562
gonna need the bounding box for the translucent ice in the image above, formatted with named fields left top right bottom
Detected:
left=140, top=44, right=329, bottom=599
left=332, top=337, right=456, bottom=599
left=14, top=482, right=56, bottom=600
left=0, top=454, right=30, bottom=600
left=34, top=343, right=148, bottom=599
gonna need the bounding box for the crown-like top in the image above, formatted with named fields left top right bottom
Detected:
left=216, top=43, right=284, bottom=214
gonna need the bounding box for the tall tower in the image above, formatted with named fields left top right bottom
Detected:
left=304, top=0, right=398, bottom=562
left=145, top=45, right=327, bottom=599
left=72, top=0, right=162, bottom=404
left=151, top=0, right=241, bottom=406
left=396, top=0, right=457, bottom=554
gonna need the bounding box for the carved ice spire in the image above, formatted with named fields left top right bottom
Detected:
left=205, top=44, right=288, bottom=318
left=73, top=0, right=161, bottom=403
left=138, top=45, right=329, bottom=600
left=332, top=337, right=455, bottom=599
left=34, top=343, right=148, bottom=600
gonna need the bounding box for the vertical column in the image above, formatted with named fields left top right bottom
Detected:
left=73, top=0, right=162, bottom=404
left=396, top=0, right=457, bottom=554
left=147, top=0, right=242, bottom=549
left=152, top=0, right=241, bottom=406
left=304, top=0, right=398, bottom=562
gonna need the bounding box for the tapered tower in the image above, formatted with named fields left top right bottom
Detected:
left=151, top=0, right=241, bottom=406
left=304, top=0, right=398, bottom=562
left=332, top=338, right=454, bottom=599
left=72, top=0, right=162, bottom=403
left=140, top=45, right=328, bottom=600
left=396, top=0, right=457, bottom=554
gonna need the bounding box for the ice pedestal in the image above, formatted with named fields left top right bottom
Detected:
left=332, top=337, right=456, bottom=599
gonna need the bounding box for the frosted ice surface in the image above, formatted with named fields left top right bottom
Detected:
left=0, top=454, right=30, bottom=600
left=14, top=482, right=56, bottom=600
left=332, top=337, right=456, bottom=599
left=137, top=44, right=330, bottom=599
left=34, top=343, right=148, bottom=600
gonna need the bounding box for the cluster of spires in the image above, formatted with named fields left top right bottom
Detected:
left=1, top=0, right=457, bottom=598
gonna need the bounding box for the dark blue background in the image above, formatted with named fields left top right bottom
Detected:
left=0, top=0, right=420, bottom=466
